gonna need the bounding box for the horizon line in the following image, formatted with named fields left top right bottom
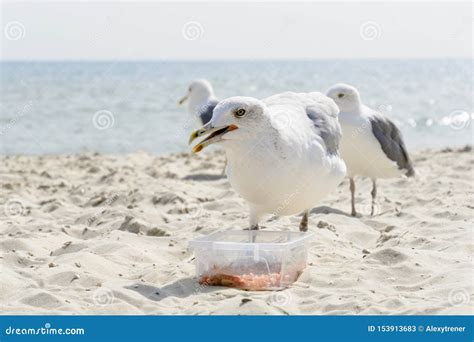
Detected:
left=0, top=56, right=471, bottom=63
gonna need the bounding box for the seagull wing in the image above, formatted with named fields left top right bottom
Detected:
left=264, top=92, right=342, bottom=155
left=197, top=98, right=219, bottom=125
left=304, top=92, right=342, bottom=155
left=369, top=112, right=415, bottom=176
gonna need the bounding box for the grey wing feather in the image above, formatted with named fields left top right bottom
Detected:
left=197, top=99, right=219, bottom=125
left=264, top=92, right=342, bottom=155
left=306, top=103, right=342, bottom=156
left=370, top=115, right=415, bottom=176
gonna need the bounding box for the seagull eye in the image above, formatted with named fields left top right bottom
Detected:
left=188, top=87, right=192, bottom=92
left=235, top=108, right=246, bottom=117
left=338, top=93, right=345, bottom=98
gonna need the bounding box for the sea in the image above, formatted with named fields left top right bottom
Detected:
left=0, top=59, right=472, bottom=155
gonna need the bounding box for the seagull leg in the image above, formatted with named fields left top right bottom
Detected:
left=247, top=208, right=261, bottom=243
left=370, top=178, right=377, bottom=216
left=350, top=177, right=357, bottom=216
left=248, top=207, right=260, bottom=230
left=250, top=223, right=259, bottom=230
left=299, top=210, right=309, bottom=232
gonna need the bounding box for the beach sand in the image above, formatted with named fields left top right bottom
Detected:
left=0, top=146, right=472, bottom=315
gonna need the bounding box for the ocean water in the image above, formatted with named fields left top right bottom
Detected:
left=0, top=60, right=472, bottom=155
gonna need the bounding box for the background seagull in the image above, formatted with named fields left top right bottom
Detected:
left=189, top=92, right=346, bottom=231
left=178, top=79, right=219, bottom=126
left=179, top=79, right=227, bottom=174
left=327, top=83, right=415, bottom=217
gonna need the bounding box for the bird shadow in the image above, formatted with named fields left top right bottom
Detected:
left=125, top=277, right=222, bottom=302
left=310, top=205, right=353, bottom=217
left=182, top=173, right=225, bottom=181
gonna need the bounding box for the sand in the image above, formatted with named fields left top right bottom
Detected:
left=0, top=146, right=472, bottom=315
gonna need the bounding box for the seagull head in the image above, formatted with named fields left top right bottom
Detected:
left=188, top=96, right=268, bottom=153
left=178, top=79, right=214, bottom=106
left=326, top=83, right=361, bottom=112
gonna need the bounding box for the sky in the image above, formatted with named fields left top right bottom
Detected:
left=1, top=1, right=472, bottom=60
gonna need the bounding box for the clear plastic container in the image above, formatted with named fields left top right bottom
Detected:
left=189, top=230, right=313, bottom=290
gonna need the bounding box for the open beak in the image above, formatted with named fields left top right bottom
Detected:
left=189, top=122, right=238, bottom=153
left=178, top=94, right=188, bottom=106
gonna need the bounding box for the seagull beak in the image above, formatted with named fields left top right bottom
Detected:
left=178, top=94, right=189, bottom=106
left=189, top=122, right=238, bottom=153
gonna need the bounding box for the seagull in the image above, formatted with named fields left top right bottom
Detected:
left=179, top=79, right=228, bottom=174
left=326, top=83, right=415, bottom=217
left=189, top=92, right=346, bottom=231
left=178, top=79, right=219, bottom=126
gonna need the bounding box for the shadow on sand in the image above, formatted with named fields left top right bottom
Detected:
left=182, top=173, right=225, bottom=181
left=125, top=277, right=222, bottom=302
left=310, top=205, right=352, bottom=217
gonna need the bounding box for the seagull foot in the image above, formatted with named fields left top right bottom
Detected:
left=299, top=211, right=309, bottom=232
left=245, top=224, right=259, bottom=231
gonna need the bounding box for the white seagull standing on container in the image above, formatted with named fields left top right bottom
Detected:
left=326, top=83, right=415, bottom=217
left=178, top=79, right=219, bottom=126
left=189, top=92, right=346, bottom=231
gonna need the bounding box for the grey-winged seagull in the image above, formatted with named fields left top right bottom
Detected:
left=189, top=92, right=346, bottom=231
left=179, top=79, right=228, bottom=174
left=326, top=83, right=415, bottom=217
left=178, top=79, right=219, bottom=126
